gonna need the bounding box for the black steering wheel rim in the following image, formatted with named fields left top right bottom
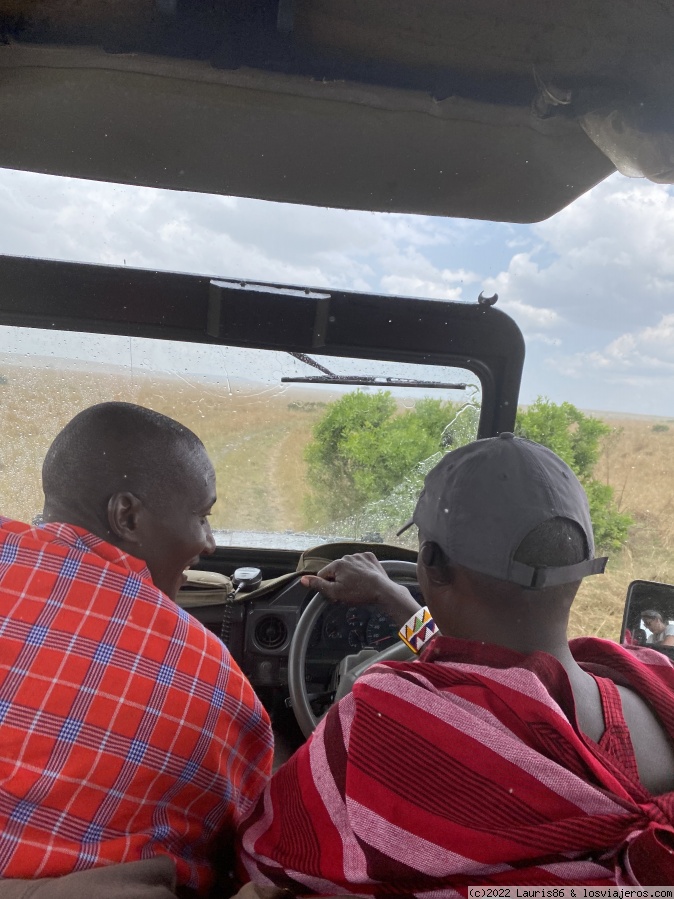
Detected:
left=287, top=560, right=418, bottom=738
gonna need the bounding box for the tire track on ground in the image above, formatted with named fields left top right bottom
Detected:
left=264, top=424, right=301, bottom=532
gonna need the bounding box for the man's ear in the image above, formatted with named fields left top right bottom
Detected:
left=418, top=541, right=453, bottom=586
left=107, top=492, right=144, bottom=544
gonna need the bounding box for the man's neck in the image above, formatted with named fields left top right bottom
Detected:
left=431, top=572, right=579, bottom=663
left=435, top=606, right=573, bottom=662
left=490, top=629, right=574, bottom=661
left=43, top=503, right=110, bottom=543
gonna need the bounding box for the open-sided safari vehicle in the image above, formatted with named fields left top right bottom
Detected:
left=1, top=0, right=674, bottom=747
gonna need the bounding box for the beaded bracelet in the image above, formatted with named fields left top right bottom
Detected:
left=398, top=606, right=439, bottom=653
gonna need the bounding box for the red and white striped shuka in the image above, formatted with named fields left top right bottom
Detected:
left=239, top=635, right=674, bottom=895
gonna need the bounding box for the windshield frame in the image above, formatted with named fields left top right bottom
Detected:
left=0, top=253, right=524, bottom=438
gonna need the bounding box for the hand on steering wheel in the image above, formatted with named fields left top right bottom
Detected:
left=300, top=552, right=422, bottom=628
left=289, top=556, right=421, bottom=738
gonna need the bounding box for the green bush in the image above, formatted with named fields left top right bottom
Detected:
left=652, top=423, right=669, bottom=433
left=515, top=398, right=632, bottom=553
left=581, top=479, right=633, bottom=554
left=304, top=391, right=631, bottom=554
left=304, top=392, right=464, bottom=523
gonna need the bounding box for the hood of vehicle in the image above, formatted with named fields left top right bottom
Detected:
left=1, top=0, right=672, bottom=223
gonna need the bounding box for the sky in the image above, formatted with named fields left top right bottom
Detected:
left=0, top=165, right=672, bottom=416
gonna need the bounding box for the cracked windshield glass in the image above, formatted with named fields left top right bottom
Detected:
left=0, top=329, right=479, bottom=551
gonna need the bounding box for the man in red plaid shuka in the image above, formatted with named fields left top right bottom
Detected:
left=239, top=435, right=674, bottom=892
left=0, top=403, right=272, bottom=894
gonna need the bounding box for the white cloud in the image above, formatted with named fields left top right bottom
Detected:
left=481, top=253, right=563, bottom=330
left=526, top=333, right=562, bottom=347
left=482, top=258, right=563, bottom=331
left=553, top=314, right=674, bottom=381
left=0, top=168, right=458, bottom=297
left=485, top=175, right=674, bottom=336
left=379, top=277, right=463, bottom=300
left=379, top=257, right=479, bottom=300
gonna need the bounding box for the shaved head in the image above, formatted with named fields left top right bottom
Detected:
left=42, top=402, right=217, bottom=599
left=43, top=402, right=203, bottom=521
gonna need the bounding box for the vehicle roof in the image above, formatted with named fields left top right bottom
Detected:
left=2, top=0, right=672, bottom=223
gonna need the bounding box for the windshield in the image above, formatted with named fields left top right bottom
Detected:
left=0, top=328, right=479, bottom=550
left=1, top=166, right=673, bottom=640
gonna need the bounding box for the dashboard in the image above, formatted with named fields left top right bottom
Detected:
left=310, top=604, right=400, bottom=654
left=180, top=569, right=418, bottom=696
left=178, top=554, right=419, bottom=752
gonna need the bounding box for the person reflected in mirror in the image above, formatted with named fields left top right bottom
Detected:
left=0, top=402, right=272, bottom=895
left=238, top=433, right=674, bottom=889
left=641, top=609, right=674, bottom=647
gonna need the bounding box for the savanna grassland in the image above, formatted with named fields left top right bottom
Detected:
left=0, top=360, right=672, bottom=641
left=571, top=417, right=674, bottom=639
left=0, top=361, right=323, bottom=536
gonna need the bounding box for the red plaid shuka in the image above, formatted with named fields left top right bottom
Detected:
left=239, top=636, right=674, bottom=895
left=0, top=518, right=273, bottom=893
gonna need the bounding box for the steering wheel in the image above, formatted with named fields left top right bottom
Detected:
left=288, top=560, right=418, bottom=738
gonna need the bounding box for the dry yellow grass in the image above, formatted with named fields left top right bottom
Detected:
left=0, top=359, right=671, bottom=642
left=571, top=419, right=674, bottom=639
left=0, top=362, right=322, bottom=533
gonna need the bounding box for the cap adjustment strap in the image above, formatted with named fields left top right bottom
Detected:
left=509, top=556, right=608, bottom=589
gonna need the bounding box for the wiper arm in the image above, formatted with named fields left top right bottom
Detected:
left=285, top=352, right=466, bottom=390
left=287, top=352, right=339, bottom=377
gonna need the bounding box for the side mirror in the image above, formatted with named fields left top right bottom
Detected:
left=621, top=579, right=674, bottom=660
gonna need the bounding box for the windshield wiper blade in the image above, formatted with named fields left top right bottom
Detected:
left=282, top=376, right=467, bottom=389
left=285, top=352, right=466, bottom=390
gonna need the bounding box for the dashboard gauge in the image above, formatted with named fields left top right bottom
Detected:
left=347, top=628, right=363, bottom=650
left=365, top=611, right=398, bottom=648
left=323, top=608, right=344, bottom=641
left=345, top=606, right=366, bottom=626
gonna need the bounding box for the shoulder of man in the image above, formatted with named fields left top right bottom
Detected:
left=571, top=635, right=674, bottom=668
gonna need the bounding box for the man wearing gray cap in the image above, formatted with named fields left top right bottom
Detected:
left=238, top=434, right=674, bottom=889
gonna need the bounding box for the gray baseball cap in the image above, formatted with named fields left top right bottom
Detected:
left=398, top=432, right=607, bottom=588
